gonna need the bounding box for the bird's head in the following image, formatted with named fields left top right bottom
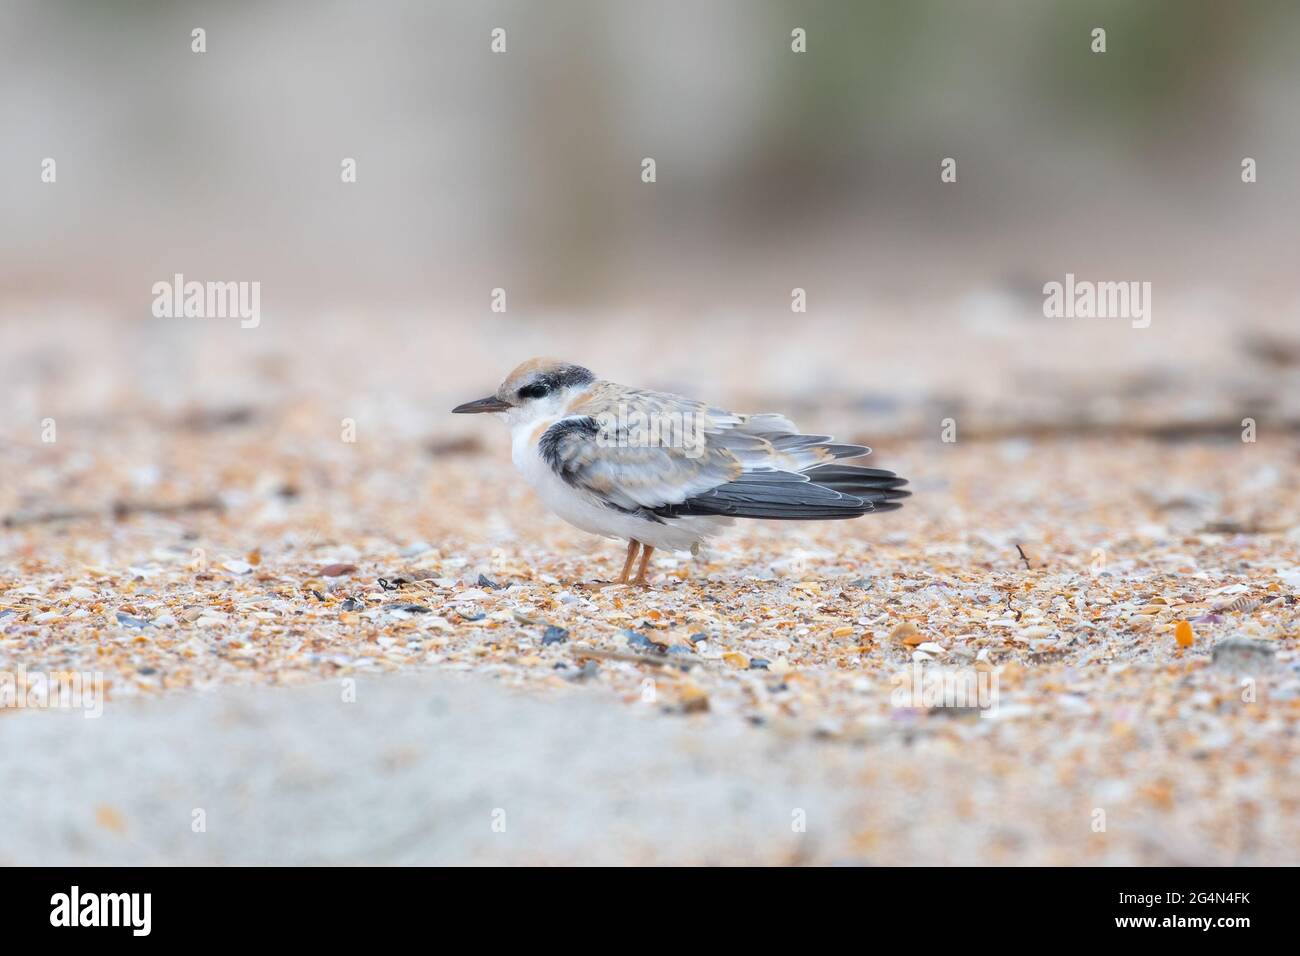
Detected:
left=451, top=358, right=596, bottom=425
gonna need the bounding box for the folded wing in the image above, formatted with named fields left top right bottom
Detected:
left=540, top=385, right=910, bottom=521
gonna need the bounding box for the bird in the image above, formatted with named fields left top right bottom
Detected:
left=452, top=358, right=909, bottom=586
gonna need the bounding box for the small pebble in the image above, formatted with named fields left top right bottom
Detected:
left=542, top=626, right=568, bottom=646
left=623, top=630, right=667, bottom=654
left=389, top=603, right=431, bottom=614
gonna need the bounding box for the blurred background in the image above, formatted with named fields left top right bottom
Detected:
left=6, top=0, right=1300, bottom=303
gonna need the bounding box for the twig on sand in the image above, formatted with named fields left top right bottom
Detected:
left=1015, top=543, right=1032, bottom=570
left=111, top=497, right=224, bottom=520
left=570, top=646, right=697, bottom=670
left=3, top=497, right=224, bottom=528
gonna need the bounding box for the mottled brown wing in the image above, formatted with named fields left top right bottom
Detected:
left=542, top=382, right=877, bottom=512
left=539, top=413, right=742, bottom=511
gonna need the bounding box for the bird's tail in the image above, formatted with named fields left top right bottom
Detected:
left=799, top=463, right=911, bottom=514
left=654, top=462, right=909, bottom=521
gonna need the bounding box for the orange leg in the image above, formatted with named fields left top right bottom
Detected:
left=633, top=544, right=655, bottom=587
left=618, top=540, right=641, bottom=585
left=577, top=540, right=640, bottom=589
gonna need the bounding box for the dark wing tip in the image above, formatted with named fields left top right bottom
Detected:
left=655, top=467, right=909, bottom=521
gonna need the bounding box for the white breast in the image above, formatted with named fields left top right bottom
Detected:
left=511, top=418, right=622, bottom=538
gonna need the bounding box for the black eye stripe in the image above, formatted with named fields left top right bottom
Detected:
left=517, top=381, right=552, bottom=399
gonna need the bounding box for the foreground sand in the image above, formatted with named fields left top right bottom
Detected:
left=3, top=442, right=1298, bottom=862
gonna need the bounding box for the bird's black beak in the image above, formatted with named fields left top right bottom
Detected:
left=451, top=395, right=511, bottom=414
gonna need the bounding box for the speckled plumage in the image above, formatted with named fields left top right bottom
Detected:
left=453, top=358, right=910, bottom=572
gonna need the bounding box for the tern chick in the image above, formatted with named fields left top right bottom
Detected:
left=453, top=358, right=909, bottom=586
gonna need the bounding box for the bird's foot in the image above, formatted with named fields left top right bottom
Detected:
left=575, top=541, right=651, bottom=588
left=631, top=545, right=656, bottom=587
left=617, top=540, right=642, bottom=585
